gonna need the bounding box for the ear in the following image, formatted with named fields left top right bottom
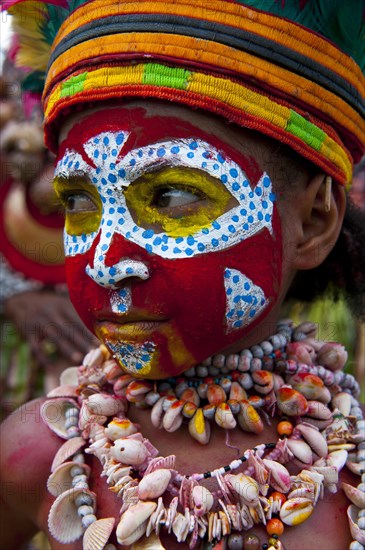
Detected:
left=293, top=174, right=346, bottom=270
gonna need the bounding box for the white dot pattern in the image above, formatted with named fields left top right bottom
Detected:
left=55, top=131, right=275, bottom=289
left=224, top=268, right=268, bottom=333
left=110, top=287, right=132, bottom=314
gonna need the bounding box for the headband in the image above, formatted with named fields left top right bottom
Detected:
left=6, top=0, right=365, bottom=188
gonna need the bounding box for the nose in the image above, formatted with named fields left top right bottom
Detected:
left=86, top=233, right=150, bottom=289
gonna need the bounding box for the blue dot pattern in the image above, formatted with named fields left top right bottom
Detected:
left=55, top=131, right=275, bottom=288
left=224, top=268, right=268, bottom=333
left=105, top=338, right=155, bottom=375
left=110, top=287, right=131, bottom=313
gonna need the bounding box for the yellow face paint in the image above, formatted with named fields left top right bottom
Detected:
left=54, top=176, right=102, bottom=236
left=124, top=167, right=235, bottom=237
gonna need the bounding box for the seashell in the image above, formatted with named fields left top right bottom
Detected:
left=105, top=418, right=138, bottom=441
left=151, top=397, right=165, bottom=429
left=60, top=367, right=79, bottom=387
left=229, top=381, right=247, bottom=401
left=331, top=392, right=352, bottom=417
left=219, top=510, right=231, bottom=536
left=144, top=455, right=176, bottom=476
left=286, top=439, right=313, bottom=467
left=126, top=380, right=153, bottom=403
left=86, top=393, right=126, bottom=416
left=286, top=342, right=315, bottom=364
left=189, top=408, right=211, bottom=445
left=237, top=401, right=264, bottom=434
left=252, top=370, right=274, bottom=395
left=226, top=474, right=259, bottom=506
left=47, top=385, right=79, bottom=398
left=317, top=342, right=348, bottom=371
left=48, top=487, right=96, bottom=543
left=215, top=402, right=237, bottom=429
left=287, top=373, right=330, bottom=403
left=116, top=501, right=157, bottom=546
left=47, top=461, right=91, bottom=496
left=279, top=497, right=314, bottom=526
left=41, top=399, right=80, bottom=439
left=146, top=497, right=166, bottom=537
left=51, top=437, right=85, bottom=472
left=301, top=400, right=333, bottom=429
left=102, top=359, right=123, bottom=381
left=328, top=443, right=356, bottom=452
left=192, top=485, right=214, bottom=516
left=342, top=483, right=365, bottom=508
left=162, top=400, right=184, bottom=432
left=347, top=458, right=365, bottom=476
left=276, top=387, right=308, bottom=417
left=180, top=387, right=200, bottom=407
left=295, top=423, right=328, bottom=458
left=203, top=403, right=216, bottom=419
left=131, top=532, right=167, bottom=549
left=113, top=374, right=134, bottom=396
left=182, top=401, right=197, bottom=418
left=83, top=346, right=108, bottom=368
left=262, top=459, right=291, bottom=493
left=111, top=438, right=149, bottom=466
left=172, top=512, right=189, bottom=543
left=139, top=469, right=172, bottom=500
left=327, top=449, right=348, bottom=471
left=347, top=504, right=365, bottom=545
left=83, top=517, right=115, bottom=550
left=207, top=384, right=226, bottom=406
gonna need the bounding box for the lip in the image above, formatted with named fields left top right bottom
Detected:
left=95, top=310, right=169, bottom=339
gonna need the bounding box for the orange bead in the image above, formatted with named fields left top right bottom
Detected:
left=277, top=420, right=293, bottom=437
left=271, top=491, right=287, bottom=506
left=266, top=518, right=284, bottom=536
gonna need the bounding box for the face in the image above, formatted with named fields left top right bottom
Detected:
left=55, top=103, right=283, bottom=378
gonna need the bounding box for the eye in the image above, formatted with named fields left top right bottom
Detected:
left=153, top=186, right=203, bottom=209
left=64, top=193, right=97, bottom=213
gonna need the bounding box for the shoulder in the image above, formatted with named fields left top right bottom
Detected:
left=0, top=398, right=63, bottom=547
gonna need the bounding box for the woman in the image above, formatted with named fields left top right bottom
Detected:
left=1, top=1, right=364, bottom=549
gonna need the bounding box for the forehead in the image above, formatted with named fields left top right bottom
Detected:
left=58, top=101, right=268, bottom=174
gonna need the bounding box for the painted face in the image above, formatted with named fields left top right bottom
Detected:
left=55, top=107, right=282, bottom=378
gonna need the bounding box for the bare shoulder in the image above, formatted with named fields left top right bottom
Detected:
left=0, top=398, right=63, bottom=548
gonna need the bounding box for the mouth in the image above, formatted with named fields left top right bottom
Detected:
left=95, top=311, right=169, bottom=340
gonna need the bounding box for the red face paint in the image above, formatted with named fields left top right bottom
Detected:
left=58, top=105, right=282, bottom=378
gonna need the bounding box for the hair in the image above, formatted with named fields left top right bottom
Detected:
left=269, top=143, right=365, bottom=320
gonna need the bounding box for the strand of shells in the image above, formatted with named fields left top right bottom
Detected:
left=42, top=321, right=365, bottom=549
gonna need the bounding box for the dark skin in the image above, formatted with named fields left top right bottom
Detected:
left=0, top=102, right=353, bottom=549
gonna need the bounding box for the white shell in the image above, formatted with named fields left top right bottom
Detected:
left=189, top=409, right=211, bottom=445
left=279, top=497, right=314, bottom=526
left=226, top=474, right=259, bottom=505
left=328, top=449, right=348, bottom=471
left=286, top=438, right=313, bottom=466
left=348, top=505, right=365, bottom=544
left=296, top=423, right=328, bottom=458
left=192, top=485, right=214, bottom=516
left=83, top=517, right=115, bottom=550
left=41, top=399, right=80, bottom=439
left=138, top=469, right=172, bottom=500
left=48, top=487, right=96, bottom=544
left=47, top=461, right=90, bottom=496
left=86, top=393, right=126, bottom=417
left=116, top=501, right=157, bottom=545
left=104, top=418, right=138, bottom=441
left=162, top=400, right=184, bottom=432
left=151, top=397, right=165, bottom=429
left=342, top=483, right=365, bottom=509
left=51, top=438, right=85, bottom=472
left=215, top=403, right=237, bottom=429
left=262, top=459, right=291, bottom=493
left=332, top=392, right=352, bottom=417
left=47, top=385, right=79, bottom=398
left=60, top=366, right=79, bottom=387
left=111, top=438, right=149, bottom=466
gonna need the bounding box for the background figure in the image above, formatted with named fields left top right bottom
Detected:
left=0, top=64, right=98, bottom=418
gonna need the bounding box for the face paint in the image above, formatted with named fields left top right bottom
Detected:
left=56, top=107, right=282, bottom=378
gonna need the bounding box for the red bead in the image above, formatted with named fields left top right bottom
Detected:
left=266, top=518, right=284, bottom=536
left=204, top=376, right=215, bottom=385
left=277, top=420, right=293, bottom=437
left=271, top=491, right=287, bottom=506
left=231, top=370, right=240, bottom=381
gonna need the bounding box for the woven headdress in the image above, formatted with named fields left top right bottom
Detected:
left=4, top=0, right=365, bottom=188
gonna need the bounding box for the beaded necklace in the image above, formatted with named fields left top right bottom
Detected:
left=42, top=320, right=365, bottom=550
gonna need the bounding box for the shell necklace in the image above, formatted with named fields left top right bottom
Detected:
left=42, top=320, right=365, bottom=550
